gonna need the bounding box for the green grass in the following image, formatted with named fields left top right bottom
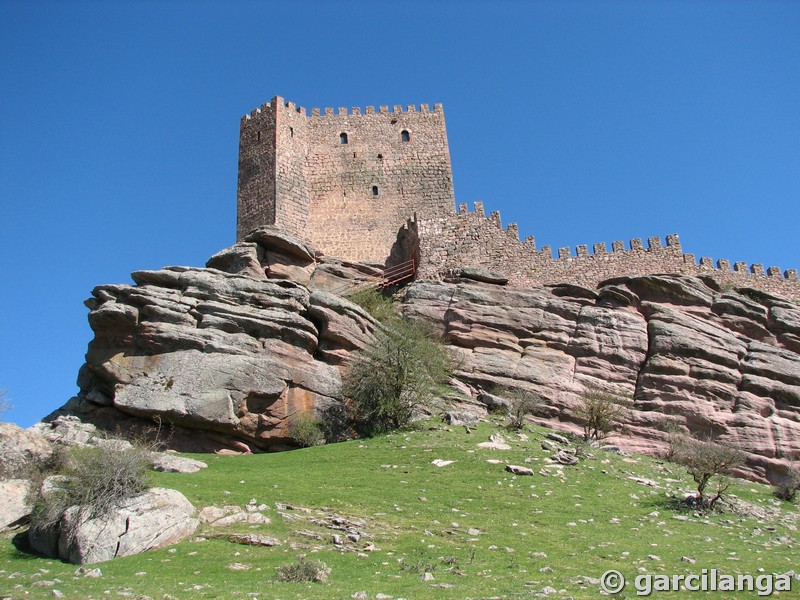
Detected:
left=2, top=420, right=798, bottom=599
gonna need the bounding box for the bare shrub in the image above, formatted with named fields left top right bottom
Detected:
left=30, top=442, right=151, bottom=541
left=670, top=434, right=746, bottom=510
left=575, top=387, right=630, bottom=442
left=275, top=557, right=330, bottom=583
left=288, top=413, right=325, bottom=448
left=0, top=390, right=11, bottom=420
left=774, top=464, right=800, bottom=502
left=499, top=389, right=542, bottom=430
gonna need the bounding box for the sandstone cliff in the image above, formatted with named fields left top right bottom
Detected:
left=43, top=228, right=800, bottom=483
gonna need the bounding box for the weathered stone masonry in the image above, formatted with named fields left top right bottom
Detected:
left=237, top=97, right=800, bottom=300
left=238, top=96, right=455, bottom=264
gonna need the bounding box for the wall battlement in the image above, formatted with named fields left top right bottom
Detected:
left=243, top=101, right=444, bottom=122
left=236, top=97, right=800, bottom=301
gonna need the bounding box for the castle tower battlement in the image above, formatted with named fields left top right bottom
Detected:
left=236, top=97, right=800, bottom=301
left=237, top=96, right=455, bottom=264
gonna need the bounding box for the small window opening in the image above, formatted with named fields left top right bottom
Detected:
left=372, top=186, right=379, bottom=197
left=401, top=130, right=410, bottom=142
left=353, top=152, right=357, bottom=158
left=289, top=127, right=294, bottom=137
left=257, top=131, right=261, bottom=142
left=377, top=153, right=383, bottom=159
left=339, top=132, right=348, bottom=144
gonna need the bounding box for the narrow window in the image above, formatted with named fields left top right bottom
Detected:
left=289, top=127, right=294, bottom=137
left=401, top=130, right=410, bottom=142
left=339, top=132, right=348, bottom=144
left=372, top=186, right=379, bottom=197
left=257, top=131, right=261, bottom=142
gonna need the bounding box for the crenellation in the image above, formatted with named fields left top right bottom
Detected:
left=236, top=96, right=800, bottom=300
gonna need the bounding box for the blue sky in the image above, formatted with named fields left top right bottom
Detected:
left=1, top=0, right=798, bottom=427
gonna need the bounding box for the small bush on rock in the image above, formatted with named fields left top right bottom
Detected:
left=30, top=442, right=151, bottom=539
left=346, top=287, right=397, bottom=323
left=288, top=413, right=325, bottom=448
left=275, top=557, right=330, bottom=583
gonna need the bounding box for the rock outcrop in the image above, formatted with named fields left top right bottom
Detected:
left=29, top=487, right=198, bottom=564
left=403, top=276, right=800, bottom=483
left=48, top=227, right=379, bottom=451
left=40, top=227, right=800, bottom=483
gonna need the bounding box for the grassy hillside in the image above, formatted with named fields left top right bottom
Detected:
left=2, top=419, right=798, bottom=599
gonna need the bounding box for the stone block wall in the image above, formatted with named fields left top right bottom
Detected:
left=237, top=102, right=278, bottom=240
left=418, top=202, right=800, bottom=300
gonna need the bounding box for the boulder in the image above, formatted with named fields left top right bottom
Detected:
left=206, top=243, right=266, bottom=279
left=0, top=423, right=52, bottom=479
left=457, top=267, right=509, bottom=286
left=443, top=411, right=480, bottom=426
left=29, top=487, right=198, bottom=564
left=477, top=392, right=511, bottom=412
left=505, top=465, right=534, bottom=476
left=243, top=226, right=317, bottom=262
left=0, top=479, right=31, bottom=530
left=151, top=453, right=208, bottom=473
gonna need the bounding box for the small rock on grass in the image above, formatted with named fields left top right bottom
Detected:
left=506, top=464, right=534, bottom=476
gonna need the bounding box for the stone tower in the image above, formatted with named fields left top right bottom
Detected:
left=237, top=96, right=455, bottom=264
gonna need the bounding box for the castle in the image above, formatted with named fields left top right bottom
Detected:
left=238, top=96, right=800, bottom=299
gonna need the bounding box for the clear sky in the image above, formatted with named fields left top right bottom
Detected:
left=1, top=1, right=798, bottom=427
